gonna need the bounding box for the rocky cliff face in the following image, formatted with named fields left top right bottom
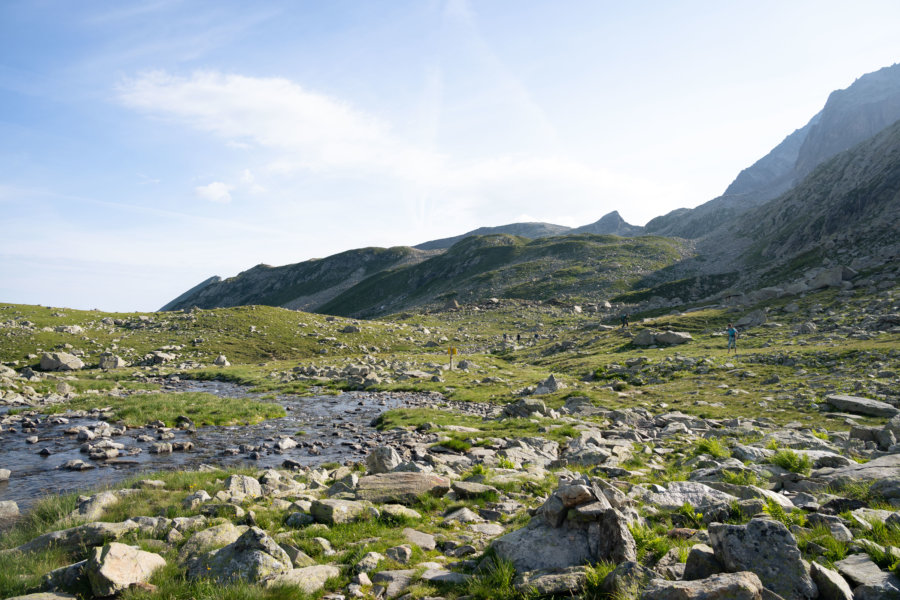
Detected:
left=646, top=63, right=900, bottom=239
left=700, top=117, right=900, bottom=284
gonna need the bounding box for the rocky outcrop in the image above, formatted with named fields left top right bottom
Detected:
left=491, top=477, right=636, bottom=572
left=708, top=518, right=816, bottom=600
left=186, top=527, right=292, bottom=584
left=355, top=472, right=450, bottom=505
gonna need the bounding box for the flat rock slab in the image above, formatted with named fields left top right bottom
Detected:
left=356, top=472, right=450, bottom=505
left=826, top=394, right=899, bottom=418
left=452, top=481, right=498, bottom=499
left=403, top=528, right=436, bottom=551
left=835, top=553, right=900, bottom=593
left=470, top=523, right=505, bottom=536
left=820, top=454, right=900, bottom=484
left=513, top=566, right=587, bottom=596
left=643, top=571, right=765, bottom=600
left=263, top=565, right=340, bottom=594
left=645, top=481, right=738, bottom=510
left=420, top=568, right=470, bottom=585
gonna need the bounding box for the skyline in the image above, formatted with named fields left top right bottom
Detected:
left=2, top=1, right=900, bottom=311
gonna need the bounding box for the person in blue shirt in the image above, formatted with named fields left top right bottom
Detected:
left=726, top=323, right=739, bottom=355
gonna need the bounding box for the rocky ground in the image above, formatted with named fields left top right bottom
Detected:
left=0, top=277, right=898, bottom=599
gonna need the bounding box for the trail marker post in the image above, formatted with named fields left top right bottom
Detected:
left=448, top=347, right=458, bottom=369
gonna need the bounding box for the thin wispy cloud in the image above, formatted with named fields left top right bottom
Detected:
left=116, top=70, right=668, bottom=214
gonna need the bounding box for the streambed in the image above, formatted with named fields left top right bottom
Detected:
left=0, top=381, right=440, bottom=513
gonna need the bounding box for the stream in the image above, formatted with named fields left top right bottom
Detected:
left=0, top=381, right=433, bottom=513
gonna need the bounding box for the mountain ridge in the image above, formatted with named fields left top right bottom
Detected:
left=162, top=63, right=900, bottom=317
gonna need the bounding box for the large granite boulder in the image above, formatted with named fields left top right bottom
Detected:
left=310, top=499, right=372, bottom=525
left=655, top=330, right=693, bottom=345
left=85, top=543, right=166, bottom=597
left=365, top=446, right=402, bottom=474
left=632, top=330, right=657, bottom=346
left=709, top=518, right=816, bottom=600
left=644, top=481, right=738, bottom=510
left=98, top=353, right=127, bottom=369
left=492, top=477, right=636, bottom=572
left=355, top=472, right=450, bottom=505
left=262, top=565, right=340, bottom=594
left=186, top=527, right=292, bottom=584
left=39, top=352, right=84, bottom=372
left=492, top=521, right=592, bottom=572
left=224, top=474, right=262, bottom=498
left=178, top=522, right=247, bottom=561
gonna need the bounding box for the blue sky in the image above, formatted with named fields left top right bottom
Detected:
left=2, top=1, right=899, bottom=311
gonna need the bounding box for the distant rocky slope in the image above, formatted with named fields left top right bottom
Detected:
left=646, top=63, right=900, bottom=239
left=161, top=247, right=436, bottom=313
left=720, top=117, right=900, bottom=284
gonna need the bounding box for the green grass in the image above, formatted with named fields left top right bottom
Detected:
left=762, top=498, right=806, bottom=528
left=769, top=449, right=812, bottom=475
left=694, top=438, right=730, bottom=459
left=433, top=438, right=472, bottom=453
left=465, top=554, right=519, bottom=600
left=720, top=469, right=760, bottom=486
left=42, top=391, right=285, bottom=427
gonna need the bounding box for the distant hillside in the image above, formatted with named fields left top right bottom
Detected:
left=413, top=211, right=643, bottom=250
left=646, top=63, right=900, bottom=239
left=161, top=246, right=436, bottom=312
left=413, top=222, right=571, bottom=250
left=319, top=234, right=689, bottom=318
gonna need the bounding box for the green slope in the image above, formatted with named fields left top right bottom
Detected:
left=319, top=233, right=690, bottom=317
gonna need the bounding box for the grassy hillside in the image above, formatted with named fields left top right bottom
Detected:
left=319, top=234, right=690, bottom=317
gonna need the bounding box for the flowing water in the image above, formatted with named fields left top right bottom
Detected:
left=0, top=382, right=427, bottom=513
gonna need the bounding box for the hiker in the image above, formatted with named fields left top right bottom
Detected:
left=621, top=313, right=629, bottom=329
left=727, top=322, right=739, bottom=354
left=516, top=333, right=521, bottom=343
